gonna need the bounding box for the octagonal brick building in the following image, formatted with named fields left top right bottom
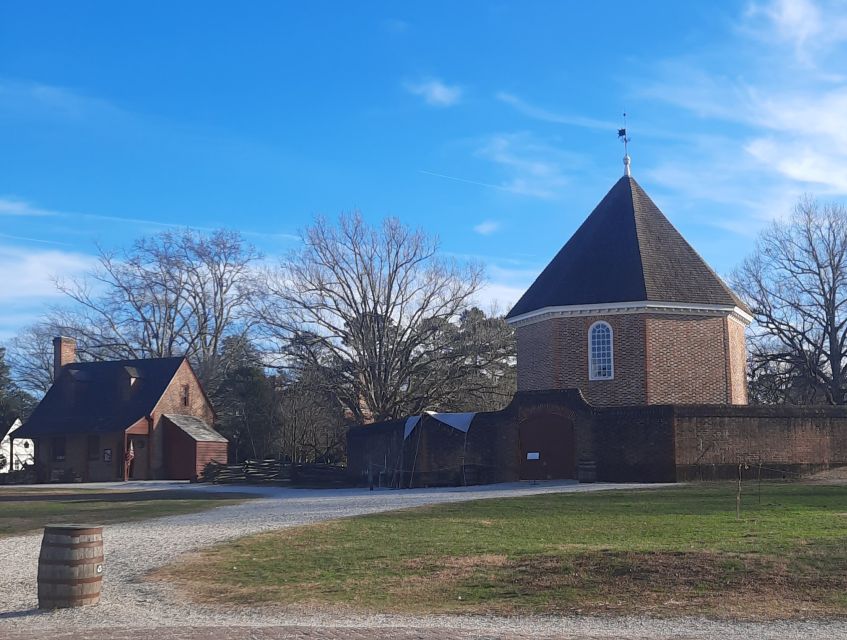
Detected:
left=505, top=174, right=752, bottom=407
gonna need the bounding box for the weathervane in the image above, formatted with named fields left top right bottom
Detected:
left=618, top=113, right=631, bottom=177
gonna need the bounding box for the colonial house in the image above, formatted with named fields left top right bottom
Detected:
left=348, top=164, right=847, bottom=486
left=12, top=337, right=228, bottom=482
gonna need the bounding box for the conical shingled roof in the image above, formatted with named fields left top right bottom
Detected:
left=506, top=176, right=749, bottom=319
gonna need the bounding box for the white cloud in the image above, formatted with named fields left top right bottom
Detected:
left=630, top=0, right=847, bottom=233
left=0, top=195, right=298, bottom=241
left=404, top=78, right=463, bottom=107
left=0, top=78, right=125, bottom=122
left=0, top=245, right=95, bottom=302
left=496, top=92, right=616, bottom=130
left=473, top=220, right=501, bottom=235
left=473, top=263, right=541, bottom=312
left=475, top=133, right=578, bottom=199
left=473, top=281, right=526, bottom=313
left=643, top=71, right=847, bottom=195
left=0, top=233, right=71, bottom=246
left=743, top=0, right=847, bottom=65
left=0, top=197, right=60, bottom=217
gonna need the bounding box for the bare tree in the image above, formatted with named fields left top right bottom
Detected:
left=255, top=212, right=484, bottom=423
left=733, top=196, right=847, bottom=404
left=277, top=367, right=346, bottom=464
left=5, top=323, right=58, bottom=395
left=442, top=307, right=516, bottom=412
left=52, top=229, right=259, bottom=383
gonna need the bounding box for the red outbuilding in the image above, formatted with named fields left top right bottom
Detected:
left=13, top=337, right=228, bottom=482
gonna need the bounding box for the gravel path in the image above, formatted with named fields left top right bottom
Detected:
left=2, top=481, right=845, bottom=640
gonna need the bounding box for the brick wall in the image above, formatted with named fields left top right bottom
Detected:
left=726, top=318, right=748, bottom=404
left=515, top=321, right=555, bottom=391
left=593, top=405, right=677, bottom=482
left=673, top=405, right=847, bottom=480
left=516, top=311, right=748, bottom=407
left=347, top=391, right=847, bottom=486
left=85, top=433, right=124, bottom=481
left=150, top=360, right=216, bottom=479
left=53, top=336, right=76, bottom=379
left=644, top=314, right=729, bottom=404
left=35, top=432, right=124, bottom=482
left=517, top=315, right=647, bottom=406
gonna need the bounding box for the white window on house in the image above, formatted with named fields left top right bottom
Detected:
left=588, top=321, right=614, bottom=380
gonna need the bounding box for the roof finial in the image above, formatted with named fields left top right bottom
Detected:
left=618, top=113, right=631, bottom=177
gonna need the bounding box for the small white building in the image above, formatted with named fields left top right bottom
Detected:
left=1, top=419, right=34, bottom=472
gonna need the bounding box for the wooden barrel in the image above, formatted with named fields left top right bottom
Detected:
left=37, top=524, right=104, bottom=608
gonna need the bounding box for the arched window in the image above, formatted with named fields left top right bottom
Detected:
left=588, top=321, right=614, bottom=380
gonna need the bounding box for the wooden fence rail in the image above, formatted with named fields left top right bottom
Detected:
left=200, top=460, right=350, bottom=487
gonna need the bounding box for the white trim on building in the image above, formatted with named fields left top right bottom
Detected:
left=506, top=301, right=754, bottom=328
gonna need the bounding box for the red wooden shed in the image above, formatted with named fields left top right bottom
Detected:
left=163, top=414, right=229, bottom=481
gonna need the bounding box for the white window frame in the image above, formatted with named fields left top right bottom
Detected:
left=588, top=320, right=614, bottom=381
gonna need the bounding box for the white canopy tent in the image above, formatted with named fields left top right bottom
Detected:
left=403, top=411, right=477, bottom=440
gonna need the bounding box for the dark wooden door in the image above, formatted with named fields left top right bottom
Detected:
left=519, top=414, right=575, bottom=480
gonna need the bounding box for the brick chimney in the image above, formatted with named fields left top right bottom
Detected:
left=53, top=336, right=77, bottom=380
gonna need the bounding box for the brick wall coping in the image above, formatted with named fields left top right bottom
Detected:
left=668, top=404, right=847, bottom=418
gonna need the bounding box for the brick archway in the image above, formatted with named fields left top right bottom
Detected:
left=518, top=413, right=576, bottom=480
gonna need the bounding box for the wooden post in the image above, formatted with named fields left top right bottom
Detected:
left=147, top=416, right=153, bottom=480
left=122, top=432, right=128, bottom=482
left=736, top=462, right=743, bottom=520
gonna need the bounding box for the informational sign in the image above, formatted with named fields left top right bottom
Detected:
left=103, top=448, right=112, bottom=463
left=526, top=452, right=540, bottom=460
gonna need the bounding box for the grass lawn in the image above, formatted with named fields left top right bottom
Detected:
left=0, top=488, right=252, bottom=538
left=154, top=483, right=847, bottom=620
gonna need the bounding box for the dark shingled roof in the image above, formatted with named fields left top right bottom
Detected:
left=14, top=357, right=185, bottom=438
left=163, top=414, right=227, bottom=443
left=506, top=176, right=749, bottom=319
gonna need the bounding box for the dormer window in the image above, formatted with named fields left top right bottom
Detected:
left=124, top=366, right=140, bottom=388
left=588, top=321, right=614, bottom=380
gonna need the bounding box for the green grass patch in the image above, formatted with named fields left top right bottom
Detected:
left=0, top=489, right=252, bottom=537
left=155, top=483, right=847, bottom=620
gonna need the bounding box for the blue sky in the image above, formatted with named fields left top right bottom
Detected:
left=2, top=0, right=847, bottom=340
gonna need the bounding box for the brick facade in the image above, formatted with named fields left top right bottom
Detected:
left=148, top=360, right=216, bottom=478
left=30, top=358, right=218, bottom=482
left=644, top=314, right=728, bottom=404
left=727, top=318, right=748, bottom=404
left=347, top=391, right=847, bottom=486
left=52, top=336, right=76, bottom=379
left=673, top=405, right=847, bottom=480
left=516, top=311, right=748, bottom=407
left=515, top=320, right=555, bottom=391
left=35, top=431, right=126, bottom=482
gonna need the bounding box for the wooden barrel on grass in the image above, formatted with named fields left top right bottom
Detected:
left=37, top=524, right=104, bottom=608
